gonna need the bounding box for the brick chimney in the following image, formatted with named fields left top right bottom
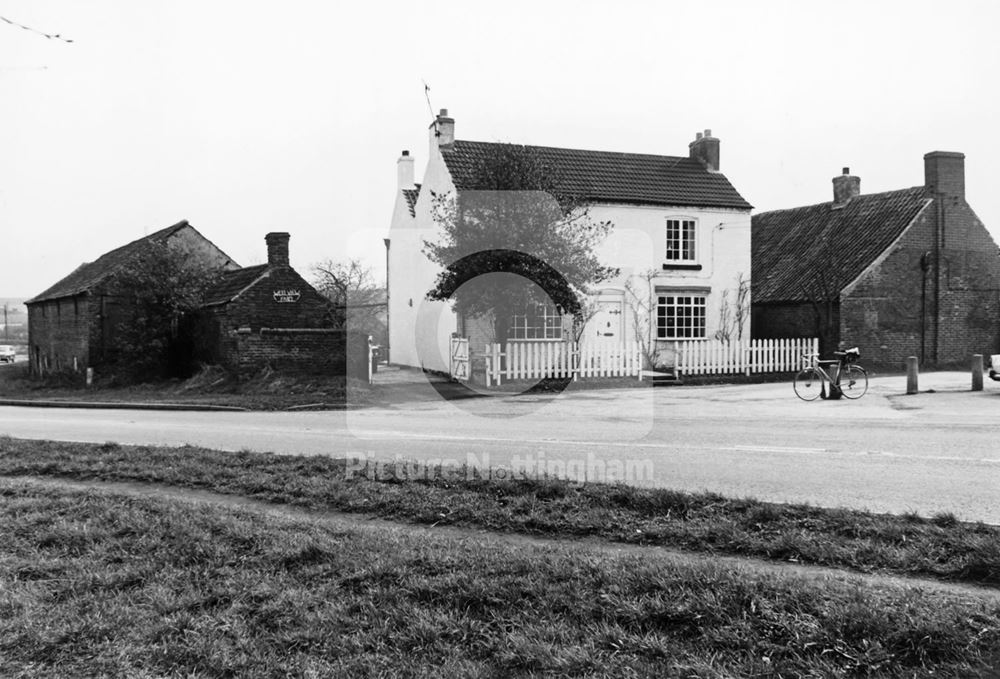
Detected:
left=430, top=108, right=455, bottom=148
left=924, top=151, right=965, bottom=198
left=397, top=150, right=415, bottom=189
left=689, top=129, right=720, bottom=172
left=265, top=232, right=290, bottom=268
left=832, top=167, right=861, bottom=206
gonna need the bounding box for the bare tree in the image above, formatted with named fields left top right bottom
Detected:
left=570, top=296, right=604, bottom=344
left=734, top=272, right=751, bottom=341
left=623, top=269, right=660, bottom=369
left=312, top=259, right=387, bottom=344
left=714, top=272, right=751, bottom=343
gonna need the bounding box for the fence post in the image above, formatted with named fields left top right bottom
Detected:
left=972, top=354, right=984, bottom=392
left=906, top=356, right=919, bottom=395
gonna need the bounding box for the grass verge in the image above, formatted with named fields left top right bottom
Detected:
left=0, top=363, right=372, bottom=410
left=2, top=437, right=999, bottom=589
left=2, top=481, right=999, bottom=677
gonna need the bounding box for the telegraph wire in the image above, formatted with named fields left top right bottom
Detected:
left=1, top=16, right=73, bottom=43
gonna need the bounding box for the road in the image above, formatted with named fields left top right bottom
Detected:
left=2, top=371, right=999, bottom=523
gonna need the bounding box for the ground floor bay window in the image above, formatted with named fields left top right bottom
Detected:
left=656, top=293, right=706, bottom=340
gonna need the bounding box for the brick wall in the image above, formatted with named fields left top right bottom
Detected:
left=843, top=199, right=1000, bottom=369
left=27, top=294, right=91, bottom=374
left=752, top=302, right=839, bottom=357
left=222, top=267, right=336, bottom=332
left=228, top=328, right=368, bottom=378
left=202, top=265, right=358, bottom=375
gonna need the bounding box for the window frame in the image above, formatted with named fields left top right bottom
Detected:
left=656, top=292, right=707, bottom=340
left=664, top=217, right=698, bottom=264
left=509, top=303, right=564, bottom=340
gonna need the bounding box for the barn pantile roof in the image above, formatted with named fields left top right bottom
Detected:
left=441, top=140, right=752, bottom=210
left=202, top=264, right=270, bottom=307
left=752, top=187, right=930, bottom=304
left=26, top=221, right=193, bottom=304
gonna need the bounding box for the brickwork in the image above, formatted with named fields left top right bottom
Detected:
left=27, top=294, right=91, bottom=374
left=218, top=267, right=334, bottom=332
left=843, top=199, right=1000, bottom=369
left=227, top=328, right=368, bottom=378
left=201, top=263, right=350, bottom=375
left=25, top=222, right=237, bottom=377
left=752, top=302, right=840, bottom=358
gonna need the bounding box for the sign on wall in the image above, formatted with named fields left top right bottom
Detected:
left=273, top=289, right=301, bottom=303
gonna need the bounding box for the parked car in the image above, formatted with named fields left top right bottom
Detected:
left=988, top=355, right=1000, bottom=381
left=0, top=345, right=15, bottom=364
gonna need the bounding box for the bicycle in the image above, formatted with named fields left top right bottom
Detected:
left=793, top=347, right=868, bottom=401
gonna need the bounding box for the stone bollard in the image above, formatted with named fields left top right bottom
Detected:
left=86, top=367, right=94, bottom=388
left=972, top=354, right=984, bottom=392
left=906, top=356, right=919, bottom=394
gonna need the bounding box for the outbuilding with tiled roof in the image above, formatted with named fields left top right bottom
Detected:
left=752, top=154, right=1000, bottom=368
left=194, top=233, right=346, bottom=373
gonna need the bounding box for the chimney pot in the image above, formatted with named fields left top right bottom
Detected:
left=832, top=169, right=861, bottom=205
left=397, top=150, right=415, bottom=188
left=689, top=128, right=720, bottom=172
left=401, top=150, right=409, bottom=156
left=265, top=232, right=291, bottom=268
left=924, top=151, right=965, bottom=198
left=431, top=108, right=455, bottom=148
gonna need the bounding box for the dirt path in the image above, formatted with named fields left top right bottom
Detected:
left=4, top=473, right=999, bottom=602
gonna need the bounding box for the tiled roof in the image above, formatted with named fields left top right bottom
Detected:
left=441, top=140, right=752, bottom=210
left=752, top=187, right=930, bottom=304
left=202, top=264, right=269, bottom=306
left=402, top=184, right=421, bottom=217
left=26, top=220, right=194, bottom=304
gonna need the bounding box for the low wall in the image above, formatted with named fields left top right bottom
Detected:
left=227, top=328, right=369, bottom=379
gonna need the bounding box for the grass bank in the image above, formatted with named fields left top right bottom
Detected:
left=2, top=481, right=999, bottom=677
left=0, top=363, right=371, bottom=410
left=2, top=437, right=998, bottom=588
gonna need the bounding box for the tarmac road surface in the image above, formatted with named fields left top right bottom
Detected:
left=2, top=370, right=999, bottom=523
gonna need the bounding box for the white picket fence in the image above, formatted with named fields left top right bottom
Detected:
left=483, top=340, right=642, bottom=385
left=677, top=337, right=818, bottom=376
left=477, top=337, right=819, bottom=385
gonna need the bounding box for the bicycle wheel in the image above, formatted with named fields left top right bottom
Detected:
left=839, top=365, right=868, bottom=399
left=794, top=368, right=824, bottom=401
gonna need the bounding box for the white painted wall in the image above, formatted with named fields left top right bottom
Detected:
left=387, top=126, right=752, bottom=372
left=386, top=129, right=459, bottom=372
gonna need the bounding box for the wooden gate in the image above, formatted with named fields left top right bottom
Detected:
left=450, top=336, right=470, bottom=382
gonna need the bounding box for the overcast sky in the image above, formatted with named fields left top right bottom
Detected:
left=2, top=1, right=998, bottom=301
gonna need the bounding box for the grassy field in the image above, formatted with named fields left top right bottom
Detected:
left=2, top=437, right=999, bottom=589
left=2, top=480, right=999, bottom=678
left=0, top=363, right=371, bottom=410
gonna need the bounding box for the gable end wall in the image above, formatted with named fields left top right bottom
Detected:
left=841, top=199, right=1000, bottom=368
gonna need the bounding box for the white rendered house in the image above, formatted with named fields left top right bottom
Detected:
left=385, top=109, right=753, bottom=373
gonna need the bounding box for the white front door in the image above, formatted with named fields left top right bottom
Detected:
left=586, top=298, right=624, bottom=342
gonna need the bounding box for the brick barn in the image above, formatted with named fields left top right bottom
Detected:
left=197, top=232, right=362, bottom=374
left=25, top=220, right=237, bottom=375
left=752, top=151, right=1000, bottom=369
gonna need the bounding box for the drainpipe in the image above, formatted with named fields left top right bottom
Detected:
left=933, top=196, right=943, bottom=365
left=383, top=238, right=390, bottom=364
left=920, top=252, right=930, bottom=363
